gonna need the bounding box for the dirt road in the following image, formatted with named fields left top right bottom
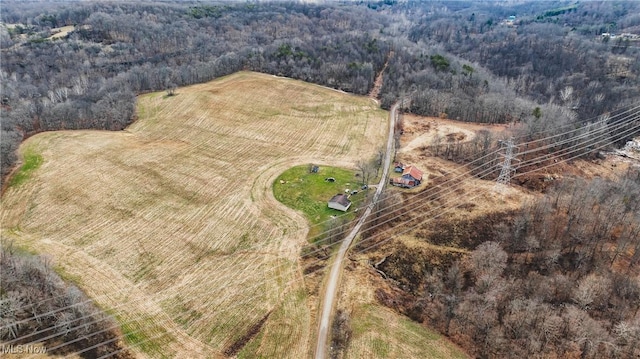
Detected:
left=314, top=102, right=398, bottom=359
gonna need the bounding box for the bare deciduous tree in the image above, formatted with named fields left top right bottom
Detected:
left=467, top=241, right=507, bottom=280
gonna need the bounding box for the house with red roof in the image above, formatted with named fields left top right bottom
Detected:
left=390, top=165, right=424, bottom=188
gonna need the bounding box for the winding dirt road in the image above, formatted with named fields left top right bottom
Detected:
left=314, top=102, right=398, bottom=359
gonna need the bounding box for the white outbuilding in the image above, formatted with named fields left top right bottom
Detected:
left=328, top=193, right=351, bottom=212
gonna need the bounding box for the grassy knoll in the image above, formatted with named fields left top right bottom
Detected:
left=273, top=165, right=368, bottom=240
left=0, top=71, right=388, bottom=358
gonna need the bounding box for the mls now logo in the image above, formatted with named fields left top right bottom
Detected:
left=1, top=344, right=47, bottom=354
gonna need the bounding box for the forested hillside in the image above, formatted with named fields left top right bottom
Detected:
left=404, top=1, right=640, bottom=118
left=372, top=170, right=640, bottom=358
left=2, top=0, right=639, bottom=187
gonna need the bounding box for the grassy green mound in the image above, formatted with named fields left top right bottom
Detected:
left=273, top=164, right=368, bottom=240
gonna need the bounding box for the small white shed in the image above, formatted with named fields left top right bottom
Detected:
left=328, top=194, right=351, bottom=212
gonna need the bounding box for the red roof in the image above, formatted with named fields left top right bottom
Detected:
left=402, top=166, right=423, bottom=181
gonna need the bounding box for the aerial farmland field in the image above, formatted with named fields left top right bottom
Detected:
left=0, top=72, right=389, bottom=357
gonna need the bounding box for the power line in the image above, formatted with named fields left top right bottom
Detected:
left=18, top=115, right=639, bottom=358
left=111, top=117, right=640, bottom=355
left=7, top=121, right=636, bottom=352
left=5, top=103, right=638, bottom=322
left=7, top=110, right=636, bottom=344
left=495, top=137, right=518, bottom=192
left=6, top=106, right=640, bottom=358
left=96, top=124, right=640, bottom=359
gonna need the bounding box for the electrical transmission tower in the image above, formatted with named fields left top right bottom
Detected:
left=495, top=138, right=519, bottom=192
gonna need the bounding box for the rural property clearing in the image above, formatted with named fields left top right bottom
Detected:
left=1, top=72, right=389, bottom=358
left=398, top=114, right=509, bottom=154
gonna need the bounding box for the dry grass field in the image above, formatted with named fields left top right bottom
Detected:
left=336, top=263, right=470, bottom=359
left=1, top=72, right=389, bottom=358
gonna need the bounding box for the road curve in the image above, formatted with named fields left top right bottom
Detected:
left=314, top=102, right=399, bottom=359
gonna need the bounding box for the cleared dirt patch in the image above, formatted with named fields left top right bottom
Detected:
left=399, top=114, right=508, bottom=154
left=1, top=72, right=388, bottom=358
left=47, top=25, right=75, bottom=39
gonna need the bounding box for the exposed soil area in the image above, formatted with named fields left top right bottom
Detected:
left=399, top=114, right=509, bottom=154
left=368, top=51, right=393, bottom=101
left=224, top=312, right=272, bottom=357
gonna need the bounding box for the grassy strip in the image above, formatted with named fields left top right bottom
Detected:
left=542, top=3, right=578, bottom=18
left=273, top=165, right=366, bottom=240
left=9, top=148, right=43, bottom=187
left=349, top=304, right=468, bottom=359
left=115, top=313, right=172, bottom=358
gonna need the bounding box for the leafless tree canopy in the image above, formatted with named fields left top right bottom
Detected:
left=2, top=1, right=639, bottom=186
left=0, top=244, right=133, bottom=358
left=375, top=169, right=640, bottom=358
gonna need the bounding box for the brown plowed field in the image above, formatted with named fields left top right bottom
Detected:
left=1, top=72, right=388, bottom=358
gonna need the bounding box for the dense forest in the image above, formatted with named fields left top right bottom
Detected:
left=1, top=0, right=639, bottom=187
left=1, top=1, right=640, bottom=358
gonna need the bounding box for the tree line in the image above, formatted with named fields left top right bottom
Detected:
left=2, top=1, right=639, bottom=187
left=0, top=1, right=390, bottom=186
left=404, top=1, right=640, bottom=120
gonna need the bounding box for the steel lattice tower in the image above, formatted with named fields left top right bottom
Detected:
left=495, top=138, right=518, bottom=191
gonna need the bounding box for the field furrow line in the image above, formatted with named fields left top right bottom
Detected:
left=2, top=72, right=389, bottom=358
